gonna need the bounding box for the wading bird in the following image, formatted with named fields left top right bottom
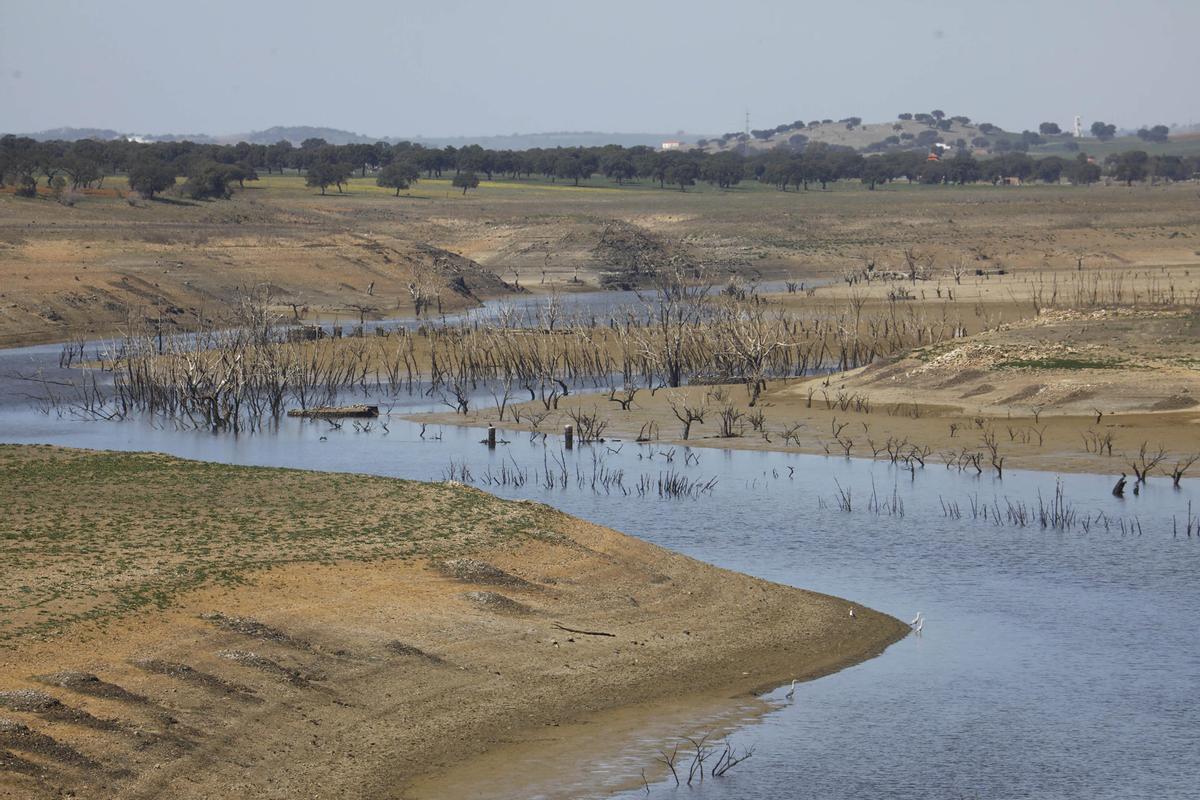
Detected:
left=914, top=619, right=924, bottom=635
left=910, top=612, right=923, bottom=627
left=786, top=679, right=797, bottom=700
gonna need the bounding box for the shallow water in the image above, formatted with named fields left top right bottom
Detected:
left=1, top=337, right=1197, bottom=799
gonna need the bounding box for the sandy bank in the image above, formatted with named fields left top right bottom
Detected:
left=412, top=309, right=1200, bottom=479
left=0, top=446, right=906, bottom=799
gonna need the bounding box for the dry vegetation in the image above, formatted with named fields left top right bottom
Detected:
left=410, top=263, right=1200, bottom=478
left=2, top=174, right=1198, bottom=347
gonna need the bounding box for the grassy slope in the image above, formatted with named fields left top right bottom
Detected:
left=0, top=445, right=549, bottom=644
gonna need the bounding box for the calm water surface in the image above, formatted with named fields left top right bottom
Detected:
left=1, top=333, right=1197, bottom=800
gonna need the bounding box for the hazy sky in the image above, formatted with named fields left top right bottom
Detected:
left=2, top=0, right=1198, bottom=137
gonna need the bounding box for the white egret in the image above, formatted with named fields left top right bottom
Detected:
left=914, top=619, right=924, bottom=635
left=785, top=679, right=796, bottom=700
left=909, top=611, right=923, bottom=627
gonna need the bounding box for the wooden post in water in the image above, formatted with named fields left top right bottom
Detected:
left=564, top=425, right=574, bottom=450
left=487, top=425, right=497, bottom=449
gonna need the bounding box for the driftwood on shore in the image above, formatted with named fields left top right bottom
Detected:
left=286, top=404, right=379, bottom=419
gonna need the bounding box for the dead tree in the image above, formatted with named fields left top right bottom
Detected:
left=1168, top=453, right=1200, bottom=487
left=983, top=429, right=1004, bottom=478
left=565, top=406, right=609, bottom=443
left=668, top=395, right=707, bottom=441
left=717, top=403, right=745, bottom=438
left=607, top=385, right=640, bottom=411
left=1129, top=442, right=1166, bottom=483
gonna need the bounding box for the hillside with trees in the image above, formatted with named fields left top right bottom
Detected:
left=697, top=111, right=1197, bottom=159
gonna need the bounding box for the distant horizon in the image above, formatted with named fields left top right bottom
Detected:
left=9, top=107, right=1200, bottom=145
left=3, top=1, right=1197, bottom=140
left=11, top=118, right=1200, bottom=146
left=11, top=124, right=708, bottom=140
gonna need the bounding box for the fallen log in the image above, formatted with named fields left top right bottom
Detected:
left=287, top=404, right=379, bottom=419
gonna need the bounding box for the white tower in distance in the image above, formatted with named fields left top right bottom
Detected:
left=1074, top=115, right=1083, bottom=138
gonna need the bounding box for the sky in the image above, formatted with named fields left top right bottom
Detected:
left=2, top=0, right=1198, bottom=138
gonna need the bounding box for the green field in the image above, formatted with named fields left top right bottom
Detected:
left=1032, top=134, right=1200, bottom=159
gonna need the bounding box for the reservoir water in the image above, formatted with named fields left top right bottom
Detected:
left=1, top=327, right=1197, bottom=799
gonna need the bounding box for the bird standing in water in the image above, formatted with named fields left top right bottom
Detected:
left=786, top=679, right=797, bottom=700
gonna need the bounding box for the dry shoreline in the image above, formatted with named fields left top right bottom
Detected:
left=411, top=308, right=1200, bottom=482
left=0, top=446, right=907, bottom=799
left=411, top=396, right=1200, bottom=480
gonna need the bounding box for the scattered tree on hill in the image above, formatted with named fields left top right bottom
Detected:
left=554, top=155, right=593, bottom=186
left=665, top=161, right=698, bottom=191
left=898, top=113, right=913, bottom=120
left=1036, top=156, right=1067, bottom=183
left=127, top=158, right=176, bottom=199
left=860, top=158, right=892, bottom=190
left=305, top=161, right=354, bottom=194
left=1136, top=125, right=1169, bottom=143
left=266, top=140, right=294, bottom=174
left=377, top=160, right=420, bottom=195
left=1069, top=153, right=1102, bottom=184
left=1149, top=154, right=1188, bottom=181
left=1039, top=122, right=1062, bottom=135
left=702, top=152, right=743, bottom=188
left=452, top=170, right=480, bottom=194
left=603, top=157, right=637, bottom=184
left=62, top=155, right=102, bottom=189
left=1108, top=150, right=1149, bottom=185
left=944, top=152, right=981, bottom=184
left=931, top=109, right=946, bottom=121
left=978, top=122, right=999, bottom=135
left=182, top=161, right=240, bottom=200
left=1090, top=121, right=1117, bottom=141
left=916, top=129, right=942, bottom=146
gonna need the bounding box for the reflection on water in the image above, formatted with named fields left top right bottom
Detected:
left=1, top=335, right=1198, bottom=799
